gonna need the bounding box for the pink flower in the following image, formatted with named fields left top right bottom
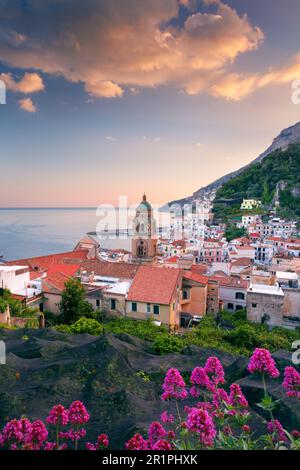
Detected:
left=148, top=421, right=167, bottom=445
left=228, top=384, right=248, bottom=408
left=152, top=439, right=172, bottom=450
left=161, top=368, right=188, bottom=401
left=190, top=367, right=214, bottom=397
left=283, top=367, right=300, bottom=398
left=27, top=420, right=48, bottom=449
left=291, top=430, right=300, bottom=439
left=125, top=434, right=149, bottom=450
left=160, top=411, right=174, bottom=423
left=68, top=401, right=90, bottom=425
left=247, top=349, right=279, bottom=378
left=44, top=442, right=57, bottom=451
left=196, top=401, right=214, bottom=412
left=186, top=408, right=216, bottom=447
left=242, top=425, right=251, bottom=434
left=46, top=405, right=69, bottom=426
left=167, top=430, right=175, bottom=440
left=212, top=388, right=229, bottom=408
left=97, top=433, right=109, bottom=448
left=1, top=419, right=23, bottom=444
left=62, top=429, right=86, bottom=442
left=86, top=442, right=97, bottom=451
left=204, top=357, right=225, bottom=388
left=267, top=420, right=287, bottom=443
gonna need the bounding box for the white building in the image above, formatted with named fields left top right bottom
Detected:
left=247, top=283, right=284, bottom=326
left=240, top=199, right=262, bottom=210
left=0, top=265, right=30, bottom=293
left=254, top=244, right=274, bottom=265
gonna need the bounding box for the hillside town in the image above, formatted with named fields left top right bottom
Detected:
left=1, top=194, right=300, bottom=332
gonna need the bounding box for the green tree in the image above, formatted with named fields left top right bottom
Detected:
left=59, top=278, right=93, bottom=324
left=224, top=225, right=247, bottom=242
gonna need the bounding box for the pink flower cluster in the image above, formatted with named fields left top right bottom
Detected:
left=0, top=400, right=104, bottom=451
left=86, top=434, right=109, bottom=450
left=267, top=420, right=287, bottom=443
left=46, top=404, right=69, bottom=426
left=0, top=418, right=48, bottom=450
left=190, top=357, right=225, bottom=398
left=228, top=384, right=248, bottom=408
left=283, top=366, right=300, bottom=398
left=247, top=348, right=280, bottom=378
left=186, top=408, right=216, bottom=447
left=1, top=351, right=299, bottom=451
left=68, top=400, right=90, bottom=425
left=161, top=368, right=188, bottom=401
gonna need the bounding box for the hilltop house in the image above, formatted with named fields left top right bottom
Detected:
left=240, top=199, right=262, bottom=210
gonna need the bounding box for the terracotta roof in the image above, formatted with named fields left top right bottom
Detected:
left=47, top=264, right=80, bottom=277
left=183, top=271, right=208, bottom=285
left=266, top=237, right=283, bottom=242
left=171, top=240, right=186, bottom=247
left=7, top=250, right=90, bottom=271
left=212, top=270, right=228, bottom=277
left=233, top=237, right=251, bottom=244
left=231, top=257, right=252, bottom=267
left=209, top=275, right=248, bottom=289
left=127, top=266, right=181, bottom=304
left=166, top=256, right=179, bottom=263
left=30, top=271, right=45, bottom=281
left=191, top=264, right=208, bottom=274
left=43, top=271, right=71, bottom=292
left=78, top=259, right=139, bottom=279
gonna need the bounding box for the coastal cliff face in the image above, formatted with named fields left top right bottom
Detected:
left=0, top=328, right=299, bottom=448
left=166, top=121, right=300, bottom=207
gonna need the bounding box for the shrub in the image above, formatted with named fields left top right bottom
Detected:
left=68, top=318, right=103, bottom=336
left=153, top=334, right=184, bottom=355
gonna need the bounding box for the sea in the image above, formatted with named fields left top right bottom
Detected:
left=0, top=208, right=132, bottom=261
left=0, top=207, right=170, bottom=261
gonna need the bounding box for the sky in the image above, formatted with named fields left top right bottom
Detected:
left=0, top=0, right=300, bottom=207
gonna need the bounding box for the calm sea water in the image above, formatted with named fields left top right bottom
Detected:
left=0, top=208, right=133, bottom=261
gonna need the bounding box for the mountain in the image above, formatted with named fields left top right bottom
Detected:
left=164, top=121, right=300, bottom=208
left=213, top=143, right=300, bottom=223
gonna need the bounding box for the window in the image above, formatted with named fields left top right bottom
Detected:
left=96, top=299, right=100, bottom=308
left=235, top=292, right=245, bottom=300
left=236, top=305, right=243, bottom=311
left=227, top=303, right=234, bottom=310
left=147, top=303, right=151, bottom=313
left=110, top=298, right=116, bottom=310
left=132, top=302, right=137, bottom=312
left=153, top=305, right=160, bottom=315
left=182, top=290, right=189, bottom=300
left=252, top=303, right=257, bottom=308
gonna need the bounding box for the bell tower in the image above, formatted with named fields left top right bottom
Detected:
left=131, top=194, right=157, bottom=264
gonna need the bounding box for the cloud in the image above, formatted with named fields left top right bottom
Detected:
left=0, top=0, right=264, bottom=99
left=0, top=72, right=44, bottom=93
left=210, top=52, right=300, bottom=100
left=85, top=80, right=123, bottom=99
left=18, top=97, right=37, bottom=113
left=105, top=136, right=117, bottom=142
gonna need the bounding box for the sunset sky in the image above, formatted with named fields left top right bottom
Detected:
left=0, top=0, right=300, bottom=207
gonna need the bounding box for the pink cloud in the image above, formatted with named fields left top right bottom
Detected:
left=18, top=97, right=37, bottom=113
left=0, top=0, right=265, bottom=100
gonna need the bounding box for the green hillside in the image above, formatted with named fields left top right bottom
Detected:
left=213, top=143, right=300, bottom=223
